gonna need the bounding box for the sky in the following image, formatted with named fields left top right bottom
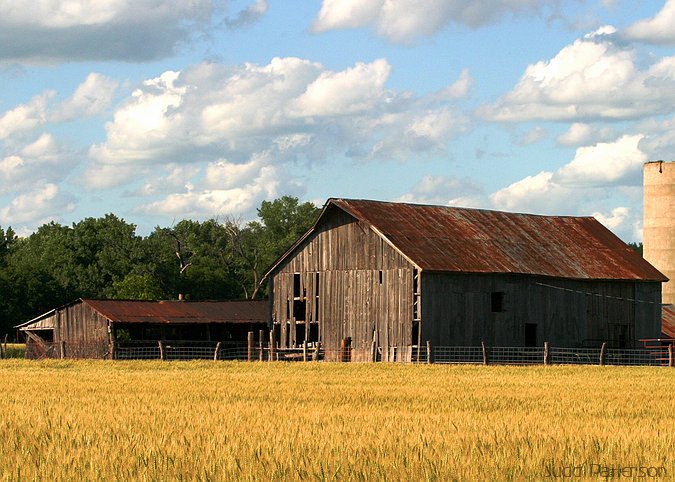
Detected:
left=1, top=0, right=674, bottom=241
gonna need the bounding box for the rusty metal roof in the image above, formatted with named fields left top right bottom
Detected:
left=326, top=198, right=667, bottom=281
left=663, top=306, right=675, bottom=338
left=82, top=299, right=268, bottom=324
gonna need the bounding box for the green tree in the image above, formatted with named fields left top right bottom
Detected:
left=231, top=196, right=320, bottom=299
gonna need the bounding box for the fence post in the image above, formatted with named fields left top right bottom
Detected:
left=482, top=341, right=489, bottom=366
left=214, top=341, right=221, bottom=361
left=599, top=342, right=606, bottom=366
left=544, top=342, right=550, bottom=366
left=259, top=330, right=264, bottom=361
left=302, top=343, right=308, bottom=362
left=60, top=341, right=66, bottom=359
left=313, top=342, right=320, bottom=361
left=426, top=340, right=432, bottom=364
left=158, top=340, right=165, bottom=361
left=371, top=339, right=377, bottom=362
left=110, top=340, right=116, bottom=360
left=669, top=344, right=673, bottom=368
left=247, top=332, right=254, bottom=362
left=269, top=330, right=275, bottom=361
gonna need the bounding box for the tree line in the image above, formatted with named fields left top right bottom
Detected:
left=0, top=196, right=320, bottom=338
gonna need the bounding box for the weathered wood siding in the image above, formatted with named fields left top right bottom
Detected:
left=421, top=273, right=662, bottom=348
left=58, top=303, right=109, bottom=346
left=270, top=208, right=415, bottom=360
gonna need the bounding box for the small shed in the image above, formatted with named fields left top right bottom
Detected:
left=265, top=198, right=667, bottom=361
left=16, top=298, right=268, bottom=359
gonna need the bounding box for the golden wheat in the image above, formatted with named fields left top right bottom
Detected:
left=0, top=361, right=672, bottom=481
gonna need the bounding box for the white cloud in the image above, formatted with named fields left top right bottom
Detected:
left=556, top=122, right=615, bottom=146
left=225, top=0, right=269, bottom=29
left=137, top=159, right=290, bottom=219
left=432, top=69, right=473, bottom=101
left=0, top=0, right=216, bottom=62
left=290, top=59, right=391, bottom=116
left=624, top=0, right=675, bottom=45
left=0, top=183, right=75, bottom=225
left=555, top=134, right=647, bottom=186
left=480, top=27, right=675, bottom=122
left=490, top=135, right=647, bottom=239
left=0, top=133, right=76, bottom=195
left=52, top=73, right=119, bottom=121
left=0, top=92, right=53, bottom=140
left=518, top=126, right=548, bottom=145
left=399, top=175, right=485, bottom=207
left=86, top=57, right=469, bottom=187
left=313, top=0, right=556, bottom=43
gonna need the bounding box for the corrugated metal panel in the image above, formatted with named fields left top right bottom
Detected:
left=331, top=199, right=667, bottom=282
left=82, top=299, right=267, bottom=324
left=662, top=306, right=675, bottom=338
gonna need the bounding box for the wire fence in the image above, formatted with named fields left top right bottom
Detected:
left=21, top=339, right=674, bottom=367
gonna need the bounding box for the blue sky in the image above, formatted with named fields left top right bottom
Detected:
left=1, top=1, right=674, bottom=241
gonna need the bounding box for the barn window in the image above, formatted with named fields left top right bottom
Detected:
left=293, top=273, right=301, bottom=298
left=525, top=323, right=537, bottom=347
left=491, top=292, right=505, bottom=313
left=314, top=272, right=320, bottom=322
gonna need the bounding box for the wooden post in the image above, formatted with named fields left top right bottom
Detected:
left=669, top=344, right=673, bottom=368
left=269, top=330, right=275, bottom=361
left=247, top=332, right=254, bottom=362
left=599, top=342, right=606, bottom=366
left=3, top=334, right=7, bottom=356
left=303, top=343, right=308, bottom=362
left=60, top=340, right=66, bottom=359
left=259, top=330, right=264, bottom=361
left=110, top=340, right=116, bottom=360
left=371, top=339, right=377, bottom=362
left=158, top=340, right=165, bottom=361
left=0, top=341, right=4, bottom=359
left=481, top=341, right=488, bottom=366
left=313, top=342, right=320, bottom=361
left=426, top=340, right=432, bottom=364
left=543, top=342, right=550, bottom=366
left=214, top=341, right=221, bottom=361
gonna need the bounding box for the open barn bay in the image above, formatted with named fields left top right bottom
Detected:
left=0, top=361, right=672, bottom=481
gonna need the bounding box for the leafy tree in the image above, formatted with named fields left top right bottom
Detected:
left=232, top=196, right=320, bottom=298
left=112, top=273, right=166, bottom=300
left=628, top=242, right=643, bottom=256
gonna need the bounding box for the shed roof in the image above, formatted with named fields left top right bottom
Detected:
left=268, top=198, right=667, bottom=282
left=17, top=299, right=268, bottom=330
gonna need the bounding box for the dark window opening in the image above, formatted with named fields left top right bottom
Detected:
left=314, top=272, right=320, bottom=322
left=491, top=292, right=505, bottom=312
left=293, top=273, right=301, bottom=298
left=293, top=299, right=306, bottom=321
left=295, top=323, right=305, bottom=346
left=525, top=323, right=537, bottom=347
left=309, top=323, right=319, bottom=343
left=379, top=270, right=383, bottom=285
left=412, top=321, right=420, bottom=347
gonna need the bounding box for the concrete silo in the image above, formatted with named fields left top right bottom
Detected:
left=643, top=161, right=675, bottom=305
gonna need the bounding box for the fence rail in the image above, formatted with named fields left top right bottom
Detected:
left=22, top=338, right=675, bottom=367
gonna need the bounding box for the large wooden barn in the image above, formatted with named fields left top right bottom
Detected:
left=265, top=198, right=666, bottom=361
left=17, top=298, right=267, bottom=359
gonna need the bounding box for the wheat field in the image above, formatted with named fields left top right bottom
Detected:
left=0, top=360, right=672, bottom=481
